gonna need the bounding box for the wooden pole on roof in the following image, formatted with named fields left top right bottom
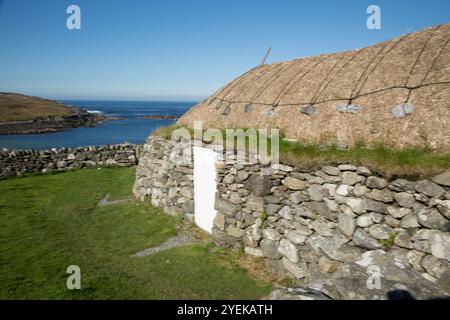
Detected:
left=261, top=47, right=272, bottom=65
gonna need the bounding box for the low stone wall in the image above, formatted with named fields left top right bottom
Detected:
left=214, top=161, right=450, bottom=299
left=0, top=144, right=140, bottom=177
left=133, top=137, right=194, bottom=220
left=134, top=136, right=450, bottom=299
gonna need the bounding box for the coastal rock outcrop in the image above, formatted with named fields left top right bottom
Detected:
left=0, top=92, right=108, bottom=134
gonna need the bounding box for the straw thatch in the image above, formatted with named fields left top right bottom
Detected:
left=178, top=23, right=450, bottom=150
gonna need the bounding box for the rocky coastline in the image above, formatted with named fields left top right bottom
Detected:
left=0, top=108, right=109, bottom=135
left=0, top=92, right=121, bottom=135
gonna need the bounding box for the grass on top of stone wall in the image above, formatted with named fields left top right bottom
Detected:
left=153, top=124, right=193, bottom=139
left=153, top=125, right=450, bottom=178
left=279, top=139, right=450, bottom=179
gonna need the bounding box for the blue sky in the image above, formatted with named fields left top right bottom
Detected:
left=0, top=0, right=449, bottom=101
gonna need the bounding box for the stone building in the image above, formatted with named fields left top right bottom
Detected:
left=178, top=23, right=450, bottom=150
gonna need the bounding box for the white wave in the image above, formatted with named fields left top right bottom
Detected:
left=87, top=110, right=104, bottom=114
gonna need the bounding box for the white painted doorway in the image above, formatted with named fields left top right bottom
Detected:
left=193, top=146, right=217, bottom=233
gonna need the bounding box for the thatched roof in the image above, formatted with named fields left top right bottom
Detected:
left=178, top=23, right=450, bottom=150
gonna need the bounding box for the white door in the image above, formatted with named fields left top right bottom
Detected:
left=193, top=146, right=217, bottom=233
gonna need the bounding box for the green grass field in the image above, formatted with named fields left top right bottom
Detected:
left=0, top=167, right=271, bottom=299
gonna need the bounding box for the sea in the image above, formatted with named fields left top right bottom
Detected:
left=0, top=100, right=196, bottom=150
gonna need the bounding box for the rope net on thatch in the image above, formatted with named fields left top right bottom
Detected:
left=178, top=23, right=450, bottom=150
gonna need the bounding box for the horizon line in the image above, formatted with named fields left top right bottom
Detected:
left=1, top=91, right=206, bottom=103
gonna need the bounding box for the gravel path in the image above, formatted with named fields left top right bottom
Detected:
left=97, top=193, right=200, bottom=257
left=97, top=193, right=134, bottom=207
left=131, top=232, right=198, bottom=258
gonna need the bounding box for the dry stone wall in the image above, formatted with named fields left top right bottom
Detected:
left=0, top=144, right=139, bottom=177
left=135, top=136, right=450, bottom=299
left=214, top=161, right=450, bottom=299
left=133, top=136, right=195, bottom=221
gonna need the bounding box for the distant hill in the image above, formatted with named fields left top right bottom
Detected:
left=0, top=93, right=106, bottom=135
left=0, top=93, right=79, bottom=122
